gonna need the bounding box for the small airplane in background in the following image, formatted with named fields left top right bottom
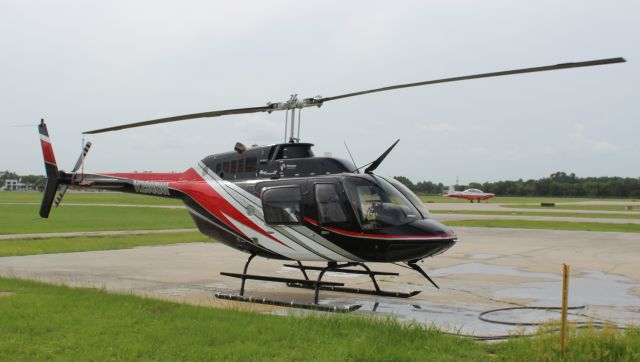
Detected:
left=446, top=186, right=495, bottom=203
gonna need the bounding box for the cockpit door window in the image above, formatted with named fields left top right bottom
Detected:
left=262, top=187, right=302, bottom=225
left=314, top=183, right=348, bottom=225
left=343, top=177, right=421, bottom=230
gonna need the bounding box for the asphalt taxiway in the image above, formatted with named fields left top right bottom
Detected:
left=1, top=226, right=638, bottom=336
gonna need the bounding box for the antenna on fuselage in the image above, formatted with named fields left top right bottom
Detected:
left=344, top=141, right=359, bottom=173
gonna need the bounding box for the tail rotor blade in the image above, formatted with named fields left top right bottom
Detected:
left=71, top=141, right=92, bottom=172
left=54, top=185, right=68, bottom=207
left=55, top=141, right=92, bottom=208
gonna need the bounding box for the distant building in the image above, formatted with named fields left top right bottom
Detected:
left=1, top=178, right=31, bottom=191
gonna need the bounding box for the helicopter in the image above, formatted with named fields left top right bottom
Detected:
left=38, top=57, right=624, bottom=312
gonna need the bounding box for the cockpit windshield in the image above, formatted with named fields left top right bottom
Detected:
left=343, top=176, right=422, bottom=230
left=378, top=175, right=430, bottom=218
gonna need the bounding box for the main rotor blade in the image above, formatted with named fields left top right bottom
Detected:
left=83, top=106, right=271, bottom=134
left=318, top=57, right=626, bottom=103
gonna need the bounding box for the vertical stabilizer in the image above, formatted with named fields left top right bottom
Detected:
left=38, top=119, right=60, bottom=218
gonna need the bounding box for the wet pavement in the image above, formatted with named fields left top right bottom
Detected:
left=1, top=227, right=639, bottom=337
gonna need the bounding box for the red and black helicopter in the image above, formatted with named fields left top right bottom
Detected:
left=38, top=57, right=624, bottom=311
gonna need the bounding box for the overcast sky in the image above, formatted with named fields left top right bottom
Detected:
left=1, top=1, right=637, bottom=184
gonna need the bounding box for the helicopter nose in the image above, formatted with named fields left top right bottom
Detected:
left=408, top=218, right=455, bottom=237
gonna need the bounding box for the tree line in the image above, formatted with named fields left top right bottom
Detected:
left=1, top=170, right=638, bottom=198
left=394, top=172, right=640, bottom=198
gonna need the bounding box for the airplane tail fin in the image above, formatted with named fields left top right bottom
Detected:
left=38, top=119, right=61, bottom=218
left=448, top=185, right=454, bottom=194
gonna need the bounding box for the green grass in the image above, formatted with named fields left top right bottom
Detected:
left=0, top=278, right=483, bottom=361
left=0, top=191, right=182, bottom=206
left=0, top=232, right=210, bottom=257
left=444, top=219, right=640, bottom=233
left=0, top=204, right=195, bottom=234
left=506, top=204, right=640, bottom=212
left=433, top=210, right=640, bottom=220
left=0, top=278, right=638, bottom=361
left=488, top=324, right=640, bottom=362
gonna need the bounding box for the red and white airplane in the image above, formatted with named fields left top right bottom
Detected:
left=446, top=185, right=495, bottom=203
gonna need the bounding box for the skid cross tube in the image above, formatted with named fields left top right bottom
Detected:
left=296, top=260, right=310, bottom=280
left=313, top=262, right=355, bottom=303
left=302, top=262, right=420, bottom=302
left=283, top=263, right=399, bottom=276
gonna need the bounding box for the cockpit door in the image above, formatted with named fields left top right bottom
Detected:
left=313, top=182, right=351, bottom=226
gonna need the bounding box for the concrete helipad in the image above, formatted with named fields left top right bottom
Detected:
left=1, top=227, right=638, bottom=336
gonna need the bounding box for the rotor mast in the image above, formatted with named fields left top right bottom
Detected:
left=271, top=94, right=322, bottom=143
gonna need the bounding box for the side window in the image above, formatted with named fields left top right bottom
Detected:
left=237, top=158, right=245, bottom=173
left=215, top=163, right=222, bottom=174
left=262, top=187, right=302, bottom=225
left=245, top=157, right=257, bottom=172
left=315, top=183, right=348, bottom=224
left=223, top=161, right=229, bottom=173
left=230, top=160, right=237, bottom=174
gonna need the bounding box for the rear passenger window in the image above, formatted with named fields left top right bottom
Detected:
left=315, top=184, right=348, bottom=224
left=230, top=160, right=237, bottom=173
left=237, top=158, right=245, bottom=173
left=245, top=157, right=257, bottom=172
left=262, top=187, right=302, bottom=225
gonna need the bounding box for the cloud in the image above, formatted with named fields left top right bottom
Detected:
left=569, top=123, right=621, bottom=154
left=416, top=121, right=463, bottom=133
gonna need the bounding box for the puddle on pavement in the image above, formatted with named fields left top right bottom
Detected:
left=273, top=263, right=640, bottom=336
left=493, top=270, right=640, bottom=307
left=431, top=263, right=559, bottom=280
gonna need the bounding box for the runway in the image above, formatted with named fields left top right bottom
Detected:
left=1, top=226, right=638, bottom=336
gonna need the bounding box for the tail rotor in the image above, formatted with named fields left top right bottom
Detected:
left=54, top=141, right=91, bottom=207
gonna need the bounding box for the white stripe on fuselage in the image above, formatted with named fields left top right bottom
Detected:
left=195, top=162, right=358, bottom=262
left=222, top=212, right=326, bottom=261
left=195, top=164, right=315, bottom=259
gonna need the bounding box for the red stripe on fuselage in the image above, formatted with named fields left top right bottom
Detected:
left=303, top=217, right=456, bottom=240
left=103, top=172, right=186, bottom=182
left=169, top=168, right=292, bottom=249
left=40, top=140, right=56, bottom=165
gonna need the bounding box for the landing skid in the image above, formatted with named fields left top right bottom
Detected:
left=215, top=254, right=363, bottom=312
left=215, top=293, right=361, bottom=313
left=215, top=255, right=438, bottom=313
left=286, top=283, right=421, bottom=298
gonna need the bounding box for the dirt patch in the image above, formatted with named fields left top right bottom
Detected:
left=0, top=291, right=15, bottom=298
